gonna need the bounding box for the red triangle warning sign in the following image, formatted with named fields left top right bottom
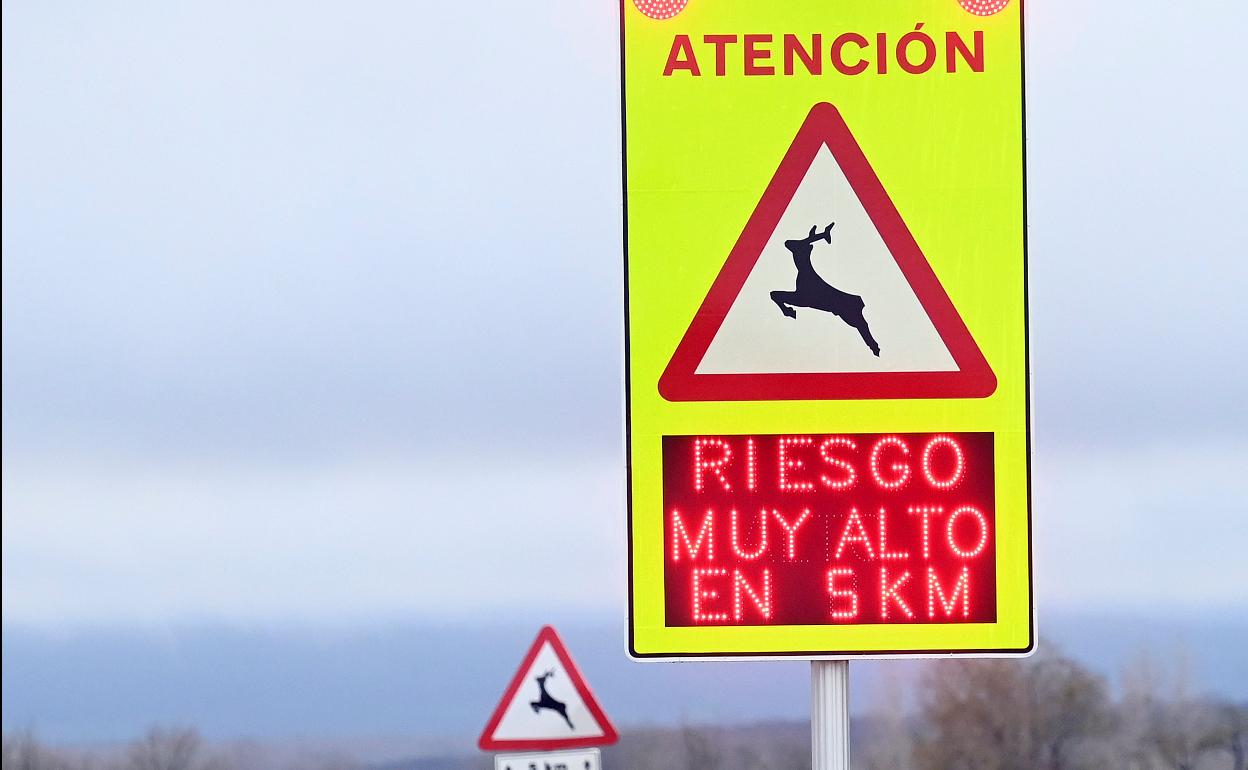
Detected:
left=658, top=102, right=996, bottom=402
left=477, top=626, right=619, bottom=752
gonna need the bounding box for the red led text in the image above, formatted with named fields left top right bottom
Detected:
left=663, top=433, right=996, bottom=626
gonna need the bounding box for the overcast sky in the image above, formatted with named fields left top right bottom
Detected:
left=3, top=0, right=1246, bottom=627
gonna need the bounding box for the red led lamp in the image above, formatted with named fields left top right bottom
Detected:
left=632, top=0, right=688, bottom=21
left=958, top=0, right=1011, bottom=16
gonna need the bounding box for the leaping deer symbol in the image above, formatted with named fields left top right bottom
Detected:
left=530, top=669, right=574, bottom=730
left=769, top=222, right=881, bottom=357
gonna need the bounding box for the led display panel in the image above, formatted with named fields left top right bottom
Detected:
left=663, top=433, right=995, bottom=627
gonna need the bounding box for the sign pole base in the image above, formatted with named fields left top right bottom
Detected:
left=811, top=660, right=850, bottom=770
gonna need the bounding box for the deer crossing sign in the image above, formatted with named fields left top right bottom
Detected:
left=479, top=627, right=619, bottom=752
left=622, top=0, right=1032, bottom=659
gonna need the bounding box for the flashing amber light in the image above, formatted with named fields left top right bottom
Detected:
left=633, top=0, right=688, bottom=21
left=958, top=0, right=1010, bottom=16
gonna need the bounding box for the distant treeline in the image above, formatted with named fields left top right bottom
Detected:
left=5, top=644, right=1246, bottom=770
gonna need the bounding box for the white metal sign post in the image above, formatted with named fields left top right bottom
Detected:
left=811, top=661, right=850, bottom=770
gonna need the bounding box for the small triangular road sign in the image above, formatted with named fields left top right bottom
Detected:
left=478, top=626, right=619, bottom=752
left=658, top=102, right=996, bottom=402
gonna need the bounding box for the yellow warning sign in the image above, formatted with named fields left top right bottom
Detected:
left=623, top=0, right=1031, bottom=658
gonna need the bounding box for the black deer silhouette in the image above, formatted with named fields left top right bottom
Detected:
left=769, top=223, right=881, bottom=356
left=530, top=670, right=574, bottom=730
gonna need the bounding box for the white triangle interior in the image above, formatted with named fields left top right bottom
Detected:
left=695, top=146, right=958, bottom=375
left=487, top=641, right=606, bottom=742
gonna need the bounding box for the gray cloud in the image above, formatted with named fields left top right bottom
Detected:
left=2, top=0, right=1246, bottom=626
left=2, top=0, right=623, bottom=459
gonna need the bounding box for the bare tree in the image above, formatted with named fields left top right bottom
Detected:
left=1215, top=703, right=1248, bottom=770
left=681, top=725, right=723, bottom=770
left=1119, top=651, right=1233, bottom=770
left=119, top=728, right=228, bottom=770
left=912, top=645, right=1114, bottom=770
left=1028, top=652, right=1118, bottom=769
left=2, top=731, right=77, bottom=770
